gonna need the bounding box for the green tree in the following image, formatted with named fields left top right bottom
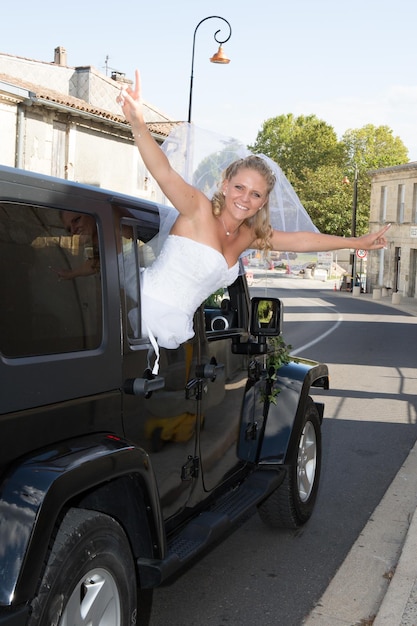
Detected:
left=340, top=125, right=409, bottom=234
left=342, top=125, right=408, bottom=171
left=294, top=164, right=371, bottom=236
left=250, top=116, right=409, bottom=236
left=249, top=114, right=344, bottom=185
left=295, top=165, right=350, bottom=236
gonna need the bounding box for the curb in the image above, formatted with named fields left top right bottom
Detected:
left=303, top=442, right=417, bottom=625
left=374, top=500, right=417, bottom=624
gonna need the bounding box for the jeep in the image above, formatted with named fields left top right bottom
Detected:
left=0, top=165, right=329, bottom=625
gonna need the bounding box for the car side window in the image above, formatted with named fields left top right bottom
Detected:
left=120, top=219, right=157, bottom=346
left=0, top=202, right=102, bottom=357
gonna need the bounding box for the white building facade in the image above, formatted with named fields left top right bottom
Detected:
left=368, top=162, right=417, bottom=298
left=0, top=47, right=174, bottom=202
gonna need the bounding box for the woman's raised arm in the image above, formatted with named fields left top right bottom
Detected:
left=117, top=70, right=204, bottom=216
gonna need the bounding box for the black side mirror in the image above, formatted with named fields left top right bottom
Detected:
left=250, top=297, right=283, bottom=337
left=232, top=297, right=283, bottom=355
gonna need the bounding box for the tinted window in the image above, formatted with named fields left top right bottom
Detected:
left=120, top=220, right=157, bottom=345
left=0, top=203, right=102, bottom=357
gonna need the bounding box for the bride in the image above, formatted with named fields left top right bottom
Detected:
left=117, top=70, right=390, bottom=351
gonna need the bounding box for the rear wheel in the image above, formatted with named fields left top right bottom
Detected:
left=29, top=508, right=138, bottom=626
left=258, top=397, right=322, bottom=528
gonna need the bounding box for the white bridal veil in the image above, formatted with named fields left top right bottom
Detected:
left=155, top=122, right=318, bottom=248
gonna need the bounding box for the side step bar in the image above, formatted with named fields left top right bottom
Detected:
left=137, top=469, right=284, bottom=588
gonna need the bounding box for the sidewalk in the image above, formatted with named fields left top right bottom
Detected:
left=361, top=290, right=417, bottom=626
left=360, top=289, right=417, bottom=318
left=302, top=288, right=417, bottom=626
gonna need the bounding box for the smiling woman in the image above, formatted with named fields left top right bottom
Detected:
left=116, top=69, right=391, bottom=351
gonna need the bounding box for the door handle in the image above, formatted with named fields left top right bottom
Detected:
left=195, top=357, right=224, bottom=382
left=124, top=373, right=165, bottom=397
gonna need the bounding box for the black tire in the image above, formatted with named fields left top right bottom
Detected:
left=258, top=397, right=322, bottom=529
left=28, top=507, right=138, bottom=626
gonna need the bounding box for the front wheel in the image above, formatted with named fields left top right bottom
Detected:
left=28, top=508, right=138, bottom=626
left=258, top=396, right=322, bottom=529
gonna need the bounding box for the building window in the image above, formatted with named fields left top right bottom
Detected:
left=413, top=183, right=417, bottom=224
left=380, top=186, right=387, bottom=222
left=397, top=184, right=405, bottom=224
left=51, top=121, right=67, bottom=178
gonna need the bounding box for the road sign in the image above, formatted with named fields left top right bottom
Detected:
left=356, top=249, right=367, bottom=259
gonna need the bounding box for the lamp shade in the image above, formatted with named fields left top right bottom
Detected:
left=210, top=45, right=230, bottom=64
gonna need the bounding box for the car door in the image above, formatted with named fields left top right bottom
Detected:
left=199, top=275, right=266, bottom=492
left=117, top=210, right=200, bottom=520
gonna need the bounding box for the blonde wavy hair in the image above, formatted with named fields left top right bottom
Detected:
left=211, top=155, right=276, bottom=254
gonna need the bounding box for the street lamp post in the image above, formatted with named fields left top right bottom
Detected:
left=351, top=165, right=359, bottom=288
left=343, top=165, right=359, bottom=289
left=350, top=165, right=358, bottom=239
left=187, top=16, right=232, bottom=124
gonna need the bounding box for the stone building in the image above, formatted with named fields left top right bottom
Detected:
left=0, top=47, right=175, bottom=202
left=368, top=162, right=417, bottom=298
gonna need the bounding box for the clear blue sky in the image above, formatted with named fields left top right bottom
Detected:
left=4, top=0, right=417, bottom=159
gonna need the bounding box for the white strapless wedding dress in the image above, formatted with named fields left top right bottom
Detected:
left=140, top=235, right=239, bottom=349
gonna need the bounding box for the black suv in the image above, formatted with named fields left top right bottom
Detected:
left=0, top=165, right=329, bottom=626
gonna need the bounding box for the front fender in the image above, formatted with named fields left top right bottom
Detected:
left=0, top=433, right=162, bottom=607
left=258, top=358, right=329, bottom=464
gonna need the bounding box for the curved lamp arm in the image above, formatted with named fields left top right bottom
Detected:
left=188, top=15, right=232, bottom=123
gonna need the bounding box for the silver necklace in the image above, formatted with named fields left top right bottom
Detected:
left=220, top=216, right=239, bottom=237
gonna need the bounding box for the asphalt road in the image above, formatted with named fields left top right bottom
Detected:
left=147, top=277, right=417, bottom=626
